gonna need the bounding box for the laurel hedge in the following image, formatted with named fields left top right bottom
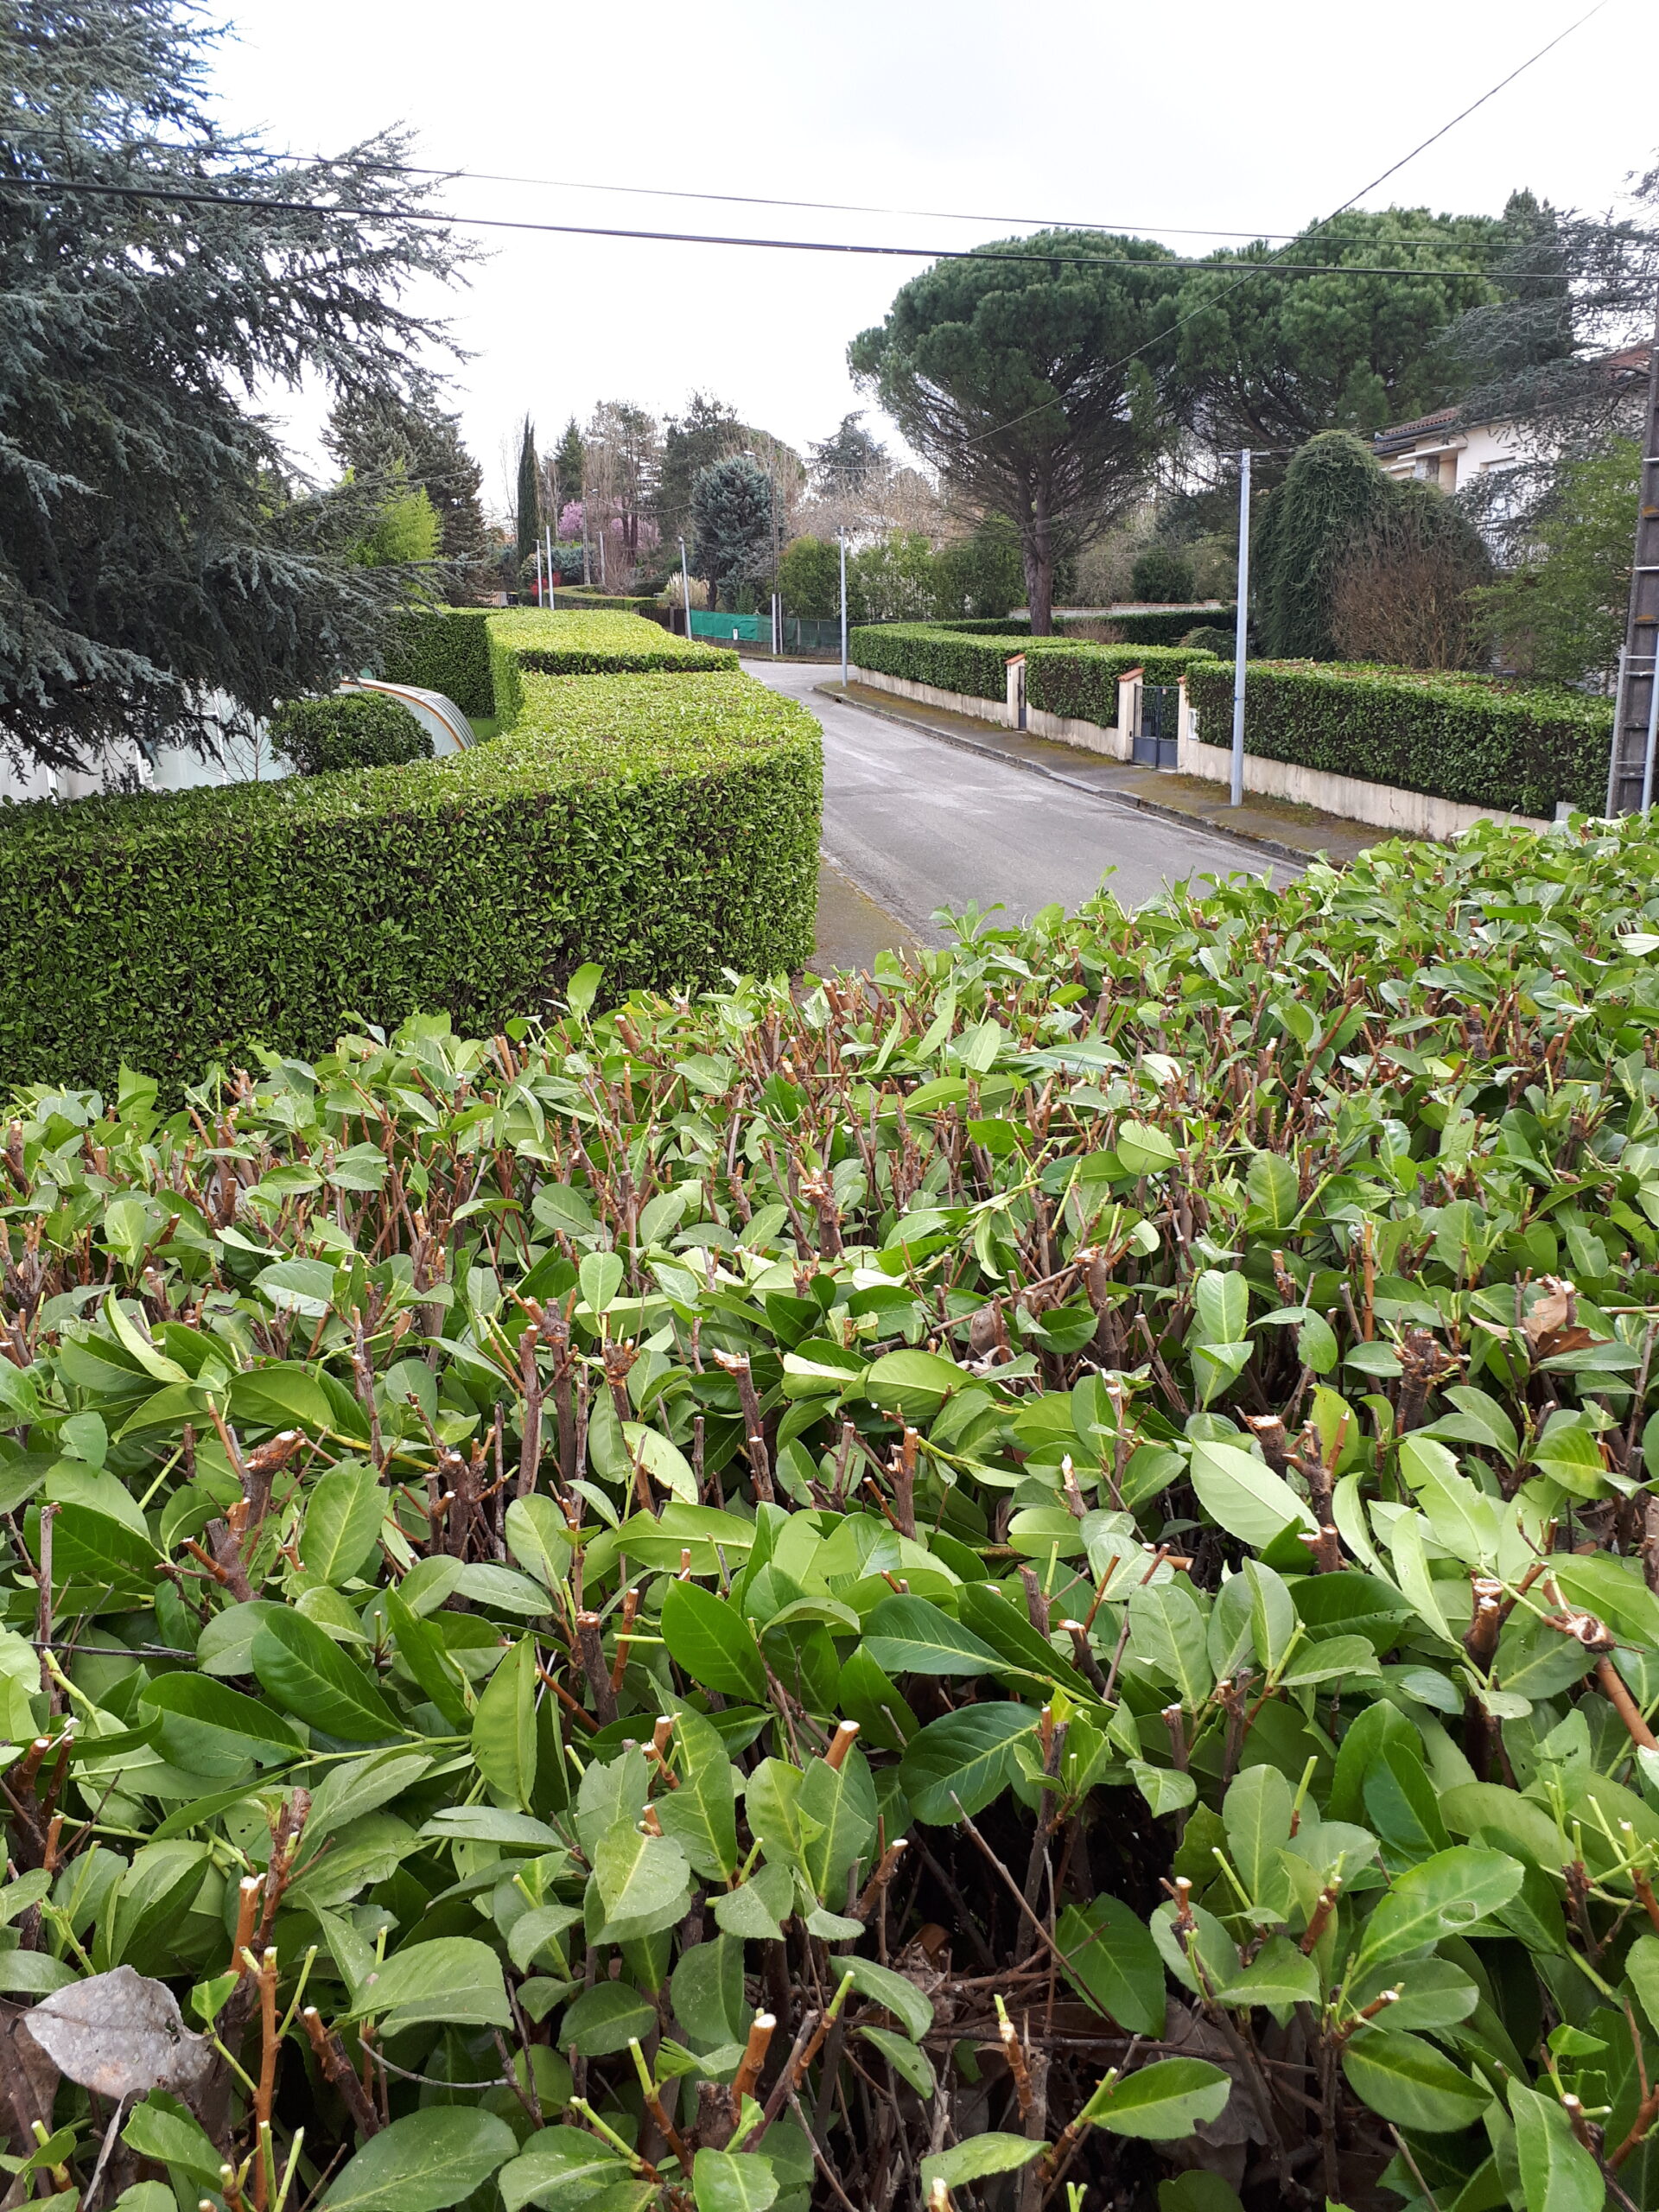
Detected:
left=0, top=672, right=821, bottom=1090
left=1185, top=658, right=1612, bottom=820
left=491, top=608, right=737, bottom=676
left=1025, top=643, right=1221, bottom=724
left=381, top=608, right=524, bottom=727
left=848, top=623, right=1077, bottom=701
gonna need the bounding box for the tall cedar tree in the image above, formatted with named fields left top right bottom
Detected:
left=0, top=0, right=467, bottom=771
left=515, top=416, right=541, bottom=583
left=850, top=232, right=1189, bottom=632
left=658, top=392, right=741, bottom=549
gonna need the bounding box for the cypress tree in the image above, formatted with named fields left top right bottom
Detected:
left=515, top=417, right=540, bottom=585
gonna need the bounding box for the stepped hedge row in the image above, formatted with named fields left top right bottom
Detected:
left=5, top=820, right=1659, bottom=2212
left=382, top=610, right=524, bottom=728
left=0, top=673, right=819, bottom=1090
left=851, top=623, right=1613, bottom=819
left=490, top=609, right=738, bottom=677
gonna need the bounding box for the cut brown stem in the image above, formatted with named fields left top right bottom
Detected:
left=301, top=2008, right=382, bottom=2138
left=575, top=1611, right=620, bottom=1726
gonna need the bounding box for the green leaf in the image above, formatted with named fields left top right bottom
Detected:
left=472, top=1637, right=538, bottom=1810
left=799, top=1746, right=877, bottom=1905
left=594, top=1826, right=690, bottom=1936
left=919, top=2137, right=1046, bottom=2194
left=561, top=1980, right=658, bottom=2056
left=1127, top=1580, right=1211, bottom=1708
left=251, top=1610, right=400, bottom=1741
left=899, top=1702, right=1040, bottom=1823
left=842, top=1955, right=935, bottom=2044
left=1509, top=2083, right=1603, bottom=2212
left=710, top=1860, right=795, bottom=1941
left=324, top=2110, right=516, bottom=2212
left=346, top=1936, right=512, bottom=2032
left=1084, top=2057, right=1231, bottom=2139
left=863, top=1594, right=1006, bottom=1678
left=140, top=1675, right=303, bottom=1771
left=660, top=1580, right=766, bottom=1700
left=505, top=1496, right=573, bottom=1589
left=1223, top=1763, right=1294, bottom=1910
left=1055, top=1895, right=1166, bottom=2034
left=385, top=1589, right=472, bottom=1731
left=499, top=2127, right=631, bottom=2212
left=1339, top=2028, right=1490, bottom=2133
left=671, top=1934, right=747, bottom=2050
left=122, top=2096, right=223, bottom=2183
left=578, top=1251, right=624, bottom=1315
left=1246, top=1151, right=1300, bottom=1230
left=300, top=1465, right=385, bottom=1586
left=858, top=2024, right=934, bottom=2094
left=1216, top=1936, right=1319, bottom=2010
left=658, top=1706, right=739, bottom=1880
left=1351, top=1847, right=1523, bottom=1974
left=690, top=2149, right=779, bottom=2212
left=1188, top=1441, right=1315, bottom=1548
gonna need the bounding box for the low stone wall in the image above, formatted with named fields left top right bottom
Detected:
left=850, top=665, right=1014, bottom=726
left=851, top=664, right=1133, bottom=760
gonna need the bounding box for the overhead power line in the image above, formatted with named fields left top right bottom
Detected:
left=0, top=175, right=1573, bottom=280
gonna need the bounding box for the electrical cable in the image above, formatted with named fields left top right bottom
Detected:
left=0, top=174, right=1565, bottom=279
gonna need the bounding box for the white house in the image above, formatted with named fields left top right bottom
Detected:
left=1371, top=345, right=1649, bottom=499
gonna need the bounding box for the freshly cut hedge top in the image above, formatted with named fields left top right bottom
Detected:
left=491, top=607, right=737, bottom=675
left=381, top=607, right=524, bottom=727
left=0, top=671, right=819, bottom=1089
left=1185, top=656, right=1611, bottom=819
left=849, top=621, right=1081, bottom=701
left=4, top=817, right=1659, bottom=2212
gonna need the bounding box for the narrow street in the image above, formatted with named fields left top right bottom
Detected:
left=747, top=659, right=1299, bottom=959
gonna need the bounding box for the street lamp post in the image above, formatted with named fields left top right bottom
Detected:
left=839, top=528, right=849, bottom=689
left=1230, top=448, right=1252, bottom=808
left=679, top=537, right=693, bottom=639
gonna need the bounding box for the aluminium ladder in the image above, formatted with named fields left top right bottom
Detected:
left=1608, top=313, right=1659, bottom=814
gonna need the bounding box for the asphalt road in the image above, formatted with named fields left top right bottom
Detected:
left=749, top=659, right=1295, bottom=951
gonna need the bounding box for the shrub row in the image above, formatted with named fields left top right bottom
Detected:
left=848, top=622, right=1077, bottom=701
left=381, top=608, right=524, bottom=728
left=269, top=691, right=432, bottom=777
left=1185, top=658, right=1612, bottom=819
left=1111, top=604, right=1236, bottom=645
left=1026, top=642, right=1222, bottom=724
left=490, top=608, right=737, bottom=676
left=0, top=672, right=820, bottom=1090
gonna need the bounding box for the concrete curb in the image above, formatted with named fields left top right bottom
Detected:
left=817, top=684, right=1320, bottom=870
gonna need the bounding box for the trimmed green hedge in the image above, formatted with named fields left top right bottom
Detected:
left=1112, top=606, right=1236, bottom=645
left=849, top=623, right=1077, bottom=701
left=491, top=608, right=737, bottom=676
left=1185, top=658, right=1611, bottom=818
left=547, top=589, right=664, bottom=611
left=925, top=616, right=1067, bottom=638
left=270, top=692, right=431, bottom=776
left=381, top=608, right=524, bottom=728
left=1025, top=643, right=1220, bottom=723
left=0, top=672, right=821, bottom=1090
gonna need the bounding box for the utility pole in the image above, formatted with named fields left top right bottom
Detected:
left=679, top=537, right=693, bottom=639
left=839, top=528, right=849, bottom=688
left=1607, top=301, right=1659, bottom=814
left=545, top=524, right=555, bottom=609
left=1230, top=448, right=1251, bottom=808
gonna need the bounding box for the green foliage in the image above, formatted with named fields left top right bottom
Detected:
left=7, top=817, right=1659, bottom=2211
left=0, top=673, right=819, bottom=1088
left=777, top=535, right=842, bottom=620
left=1173, top=205, right=1516, bottom=448
left=349, top=480, right=442, bottom=569
left=488, top=610, right=736, bottom=676
left=382, top=610, right=524, bottom=727
left=0, top=0, right=467, bottom=772
left=850, top=230, right=1192, bottom=632
left=848, top=624, right=1216, bottom=714
left=1111, top=607, right=1238, bottom=646
left=1474, top=436, right=1640, bottom=686
left=690, top=455, right=779, bottom=608
left=268, top=693, right=432, bottom=777
left=1185, top=657, right=1611, bottom=817
left=1258, top=431, right=1399, bottom=659
left=515, top=416, right=539, bottom=580
left=1130, top=545, right=1197, bottom=602
left=1180, top=626, right=1237, bottom=654
left=1027, top=644, right=1221, bottom=723
left=327, top=394, right=488, bottom=569
left=932, top=523, right=1026, bottom=619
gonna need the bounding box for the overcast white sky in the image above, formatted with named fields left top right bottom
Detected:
left=203, top=0, right=1654, bottom=513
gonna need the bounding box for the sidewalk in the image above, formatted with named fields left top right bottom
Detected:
left=823, top=681, right=1381, bottom=869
